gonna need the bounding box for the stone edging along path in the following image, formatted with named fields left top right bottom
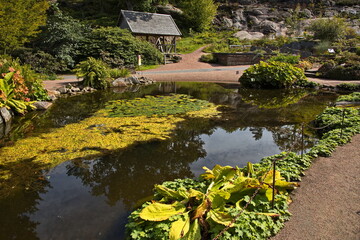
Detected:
left=272, top=134, right=360, bottom=240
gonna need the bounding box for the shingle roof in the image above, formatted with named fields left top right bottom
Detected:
left=120, top=10, right=182, bottom=36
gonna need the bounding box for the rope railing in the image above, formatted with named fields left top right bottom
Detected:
left=213, top=109, right=347, bottom=240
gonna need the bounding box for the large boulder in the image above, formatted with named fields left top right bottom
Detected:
left=258, top=20, right=280, bottom=34
left=222, top=17, right=233, bottom=28
left=232, top=9, right=246, bottom=22
left=234, top=31, right=264, bottom=40
left=112, top=78, right=128, bottom=87
left=0, top=107, right=12, bottom=123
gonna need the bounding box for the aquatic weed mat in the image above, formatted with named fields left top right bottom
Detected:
left=0, top=94, right=220, bottom=178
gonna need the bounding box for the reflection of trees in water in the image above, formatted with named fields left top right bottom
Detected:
left=0, top=159, right=50, bottom=240
left=66, top=119, right=215, bottom=207
left=268, top=125, right=315, bottom=153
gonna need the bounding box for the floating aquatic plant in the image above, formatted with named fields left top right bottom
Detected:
left=0, top=94, right=220, bottom=178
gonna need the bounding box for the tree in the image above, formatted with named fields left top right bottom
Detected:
left=0, top=0, right=49, bottom=53
left=179, top=0, right=218, bottom=32
left=34, top=3, right=89, bottom=68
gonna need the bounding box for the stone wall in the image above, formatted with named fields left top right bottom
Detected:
left=214, top=53, right=274, bottom=66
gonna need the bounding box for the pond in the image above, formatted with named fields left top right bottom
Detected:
left=0, top=82, right=337, bottom=240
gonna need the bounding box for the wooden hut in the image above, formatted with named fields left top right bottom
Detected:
left=119, top=10, right=182, bottom=54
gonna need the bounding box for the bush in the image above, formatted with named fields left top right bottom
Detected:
left=295, top=61, right=313, bottom=71
left=0, top=57, right=49, bottom=102
left=239, top=61, right=308, bottom=89
left=307, top=18, right=347, bottom=42
left=199, top=53, right=217, bottom=63
left=336, top=83, right=360, bottom=91
left=80, top=27, right=163, bottom=68
left=314, top=41, right=332, bottom=54
left=268, top=54, right=300, bottom=64
left=15, top=50, right=67, bottom=75
left=73, top=57, right=110, bottom=89
left=109, top=68, right=131, bottom=79
left=33, top=3, right=89, bottom=69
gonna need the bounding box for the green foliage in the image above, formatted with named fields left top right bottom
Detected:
left=127, top=164, right=296, bottom=240
left=176, top=31, right=235, bottom=54
left=199, top=54, right=217, bottom=63
left=317, top=51, right=360, bottom=80
left=0, top=0, right=49, bottom=53
left=313, top=41, right=332, bottom=54
left=34, top=3, right=89, bottom=69
left=336, top=92, right=360, bottom=102
left=73, top=57, right=110, bottom=89
left=307, top=18, right=347, bottom=42
left=81, top=27, right=163, bottom=67
left=267, top=54, right=300, bottom=65
left=0, top=72, right=35, bottom=114
left=0, top=57, right=49, bottom=102
left=239, top=61, right=308, bottom=89
left=16, top=50, right=67, bottom=75
left=104, top=94, right=214, bottom=117
left=179, top=0, right=218, bottom=32
left=126, top=97, right=360, bottom=240
left=109, top=68, right=131, bottom=79
left=336, top=83, right=360, bottom=91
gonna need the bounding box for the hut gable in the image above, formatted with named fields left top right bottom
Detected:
left=119, top=10, right=181, bottom=36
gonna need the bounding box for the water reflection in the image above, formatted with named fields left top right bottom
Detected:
left=0, top=83, right=337, bottom=240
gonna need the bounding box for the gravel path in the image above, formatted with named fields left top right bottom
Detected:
left=272, top=134, right=360, bottom=240
left=44, top=46, right=360, bottom=89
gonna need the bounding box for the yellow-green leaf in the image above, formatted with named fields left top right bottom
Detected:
left=155, top=185, right=184, bottom=200
left=208, top=209, right=233, bottom=226
left=169, top=215, right=190, bottom=240
left=180, top=219, right=201, bottom=240
left=139, top=202, right=186, bottom=221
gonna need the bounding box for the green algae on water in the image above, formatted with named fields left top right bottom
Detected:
left=0, top=94, right=220, bottom=179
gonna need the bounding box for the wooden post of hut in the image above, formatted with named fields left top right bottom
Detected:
left=118, top=10, right=182, bottom=64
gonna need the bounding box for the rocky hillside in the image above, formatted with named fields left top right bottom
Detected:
left=213, top=1, right=359, bottom=39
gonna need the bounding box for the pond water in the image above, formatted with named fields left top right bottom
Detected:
left=0, top=82, right=337, bottom=240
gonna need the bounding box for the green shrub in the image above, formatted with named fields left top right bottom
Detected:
left=337, top=92, right=360, bottom=102
left=314, top=41, right=332, bottom=54
left=109, top=68, right=131, bottom=79
left=16, top=50, right=67, bottom=75
left=336, top=83, right=360, bottom=91
left=0, top=57, right=49, bottom=102
left=268, top=54, right=300, bottom=64
left=199, top=53, right=217, bottom=63
left=307, top=18, right=347, bottom=42
left=126, top=164, right=294, bottom=240
left=73, top=57, right=110, bottom=89
left=80, top=27, right=163, bottom=68
left=239, top=61, right=308, bottom=89
left=318, top=61, right=360, bottom=80
left=34, top=3, right=89, bottom=69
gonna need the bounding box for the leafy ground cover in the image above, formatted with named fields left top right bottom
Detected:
left=0, top=94, right=220, bottom=180
left=126, top=93, right=360, bottom=240
left=337, top=92, right=360, bottom=102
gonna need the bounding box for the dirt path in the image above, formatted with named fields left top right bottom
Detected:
left=272, top=134, right=360, bottom=240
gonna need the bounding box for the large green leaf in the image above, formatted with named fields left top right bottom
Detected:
left=180, top=219, right=201, bottom=240
left=155, top=185, right=185, bottom=201
left=208, top=209, right=233, bottom=226
left=169, top=215, right=190, bottom=240
left=139, top=202, right=186, bottom=221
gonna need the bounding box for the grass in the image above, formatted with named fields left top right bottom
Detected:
left=136, top=65, right=160, bottom=71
